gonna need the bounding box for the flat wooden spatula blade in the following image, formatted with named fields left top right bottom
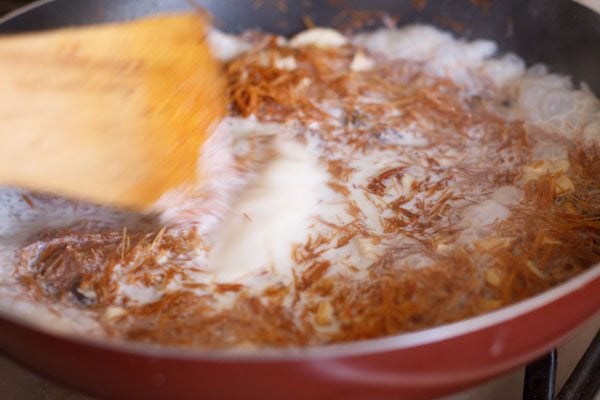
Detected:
left=0, top=13, right=226, bottom=210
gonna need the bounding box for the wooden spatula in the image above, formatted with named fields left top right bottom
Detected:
left=0, top=13, right=226, bottom=211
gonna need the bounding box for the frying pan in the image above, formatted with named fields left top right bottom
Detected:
left=0, top=1, right=599, bottom=399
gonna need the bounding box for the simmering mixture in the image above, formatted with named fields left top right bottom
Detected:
left=0, top=25, right=599, bottom=349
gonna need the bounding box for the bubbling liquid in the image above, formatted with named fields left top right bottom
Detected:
left=0, top=25, right=599, bottom=347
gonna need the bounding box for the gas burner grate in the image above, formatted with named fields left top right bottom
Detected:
left=524, top=329, right=600, bottom=400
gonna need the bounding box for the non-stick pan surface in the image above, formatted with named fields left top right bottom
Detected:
left=0, top=1, right=599, bottom=399
left=2, top=0, right=599, bottom=93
